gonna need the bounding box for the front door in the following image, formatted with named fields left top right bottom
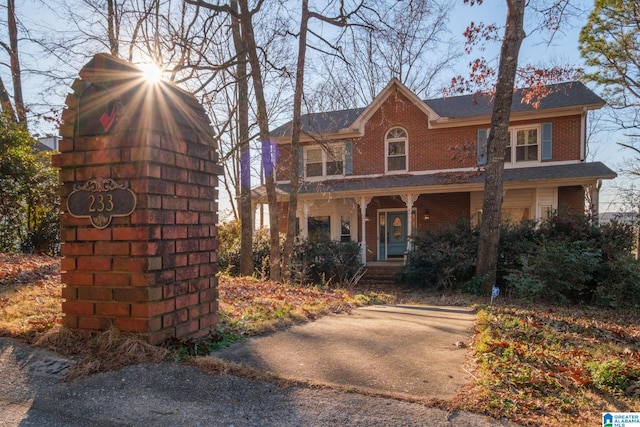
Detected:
left=379, top=212, right=407, bottom=259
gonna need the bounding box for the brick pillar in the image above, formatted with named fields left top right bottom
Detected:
left=53, top=53, right=221, bottom=344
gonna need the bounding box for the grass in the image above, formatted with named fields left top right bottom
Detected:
left=1, top=253, right=639, bottom=425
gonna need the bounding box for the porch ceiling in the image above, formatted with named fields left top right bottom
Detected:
left=262, top=162, right=616, bottom=199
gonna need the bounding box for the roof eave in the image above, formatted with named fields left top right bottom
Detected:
left=273, top=128, right=363, bottom=145
left=429, top=102, right=605, bottom=128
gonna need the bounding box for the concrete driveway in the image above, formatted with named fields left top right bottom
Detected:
left=216, top=304, right=477, bottom=400
left=0, top=304, right=522, bottom=426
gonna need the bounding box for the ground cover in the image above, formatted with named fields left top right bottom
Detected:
left=1, top=253, right=639, bottom=425
left=459, top=304, right=640, bottom=426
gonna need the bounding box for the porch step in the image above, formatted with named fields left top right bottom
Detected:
left=361, top=263, right=403, bottom=285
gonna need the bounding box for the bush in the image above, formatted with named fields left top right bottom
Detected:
left=292, top=239, right=363, bottom=286
left=593, top=254, right=640, bottom=308
left=506, top=239, right=600, bottom=303
left=497, top=219, right=538, bottom=290
left=399, top=219, right=478, bottom=290
left=219, top=227, right=363, bottom=287
left=0, top=120, right=59, bottom=255
left=401, top=211, right=640, bottom=307
left=217, top=221, right=274, bottom=279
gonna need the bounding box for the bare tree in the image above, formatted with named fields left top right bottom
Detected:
left=0, top=0, right=26, bottom=127
left=452, top=0, right=582, bottom=294
left=309, top=0, right=460, bottom=111
left=475, top=0, right=526, bottom=293
left=230, top=0, right=254, bottom=276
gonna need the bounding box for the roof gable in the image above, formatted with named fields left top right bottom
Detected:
left=346, top=78, right=438, bottom=135
left=270, top=80, right=605, bottom=139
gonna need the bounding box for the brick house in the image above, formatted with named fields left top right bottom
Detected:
left=255, top=79, right=616, bottom=264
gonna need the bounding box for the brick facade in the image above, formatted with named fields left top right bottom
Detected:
left=53, top=54, right=221, bottom=344
left=267, top=80, right=611, bottom=263
left=275, top=89, right=584, bottom=179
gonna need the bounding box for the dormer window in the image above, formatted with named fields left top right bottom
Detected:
left=386, top=127, right=407, bottom=173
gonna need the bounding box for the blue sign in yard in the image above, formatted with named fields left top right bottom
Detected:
left=491, top=286, right=500, bottom=298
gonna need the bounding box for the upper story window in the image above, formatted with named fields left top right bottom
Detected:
left=478, top=123, right=552, bottom=166
left=386, top=127, right=407, bottom=173
left=505, top=126, right=539, bottom=163
left=305, top=144, right=344, bottom=178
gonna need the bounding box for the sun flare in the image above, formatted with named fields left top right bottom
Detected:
left=139, top=63, right=163, bottom=83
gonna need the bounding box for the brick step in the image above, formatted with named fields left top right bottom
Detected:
left=361, top=265, right=403, bottom=285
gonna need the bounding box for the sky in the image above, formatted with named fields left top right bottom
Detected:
left=6, top=0, right=632, bottom=215
left=440, top=1, right=629, bottom=212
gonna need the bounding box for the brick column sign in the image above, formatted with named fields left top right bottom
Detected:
left=52, top=53, right=221, bottom=344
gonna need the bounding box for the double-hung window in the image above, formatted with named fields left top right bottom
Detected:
left=478, top=123, right=551, bottom=165
left=305, top=145, right=344, bottom=178
left=505, top=126, right=539, bottom=163
left=386, top=127, right=407, bottom=173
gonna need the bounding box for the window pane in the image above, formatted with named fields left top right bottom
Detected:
left=307, top=149, right=322, bottom=162
left=340, top=216, right=350, bottom=242
left=516, top=144, right=538, bottom=161
left=306, top=149, right=322, bottom=177
left=516, top=129, right=537, bottom=146
left=511, top=128, right=538, bottom=162
left=307, top=163, right=323, bottom=177
left=387, top=128, right=407, bottom=139
left=308, top=216, right=330, bottom=243
left=388, top=141, right=405, bottom=155
left=327, top=160, right=343, bottom=175
left=388, top=155, right=406, bottom=171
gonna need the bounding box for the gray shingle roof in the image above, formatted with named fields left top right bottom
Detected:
left=270, top=108, right=365, bottom=138
left=273, top=162, right=616, bottom=196
left=425, top=81, right=605, bottom=118
left=270, top=81, right=604, bottom=137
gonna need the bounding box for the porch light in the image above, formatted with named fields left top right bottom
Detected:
left=423, top=209, right=430, bottom=221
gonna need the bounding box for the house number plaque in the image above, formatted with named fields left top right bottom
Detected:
left=67, top=178, right=137, bottom=229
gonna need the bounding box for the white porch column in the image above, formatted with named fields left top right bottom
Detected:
left=358, top=196, right=372, bottom=264
left=590, top=180, right=602, bottom=220
left=401, top=194, right=418, bottom=252
left=302, top=201, right=309, bottom=237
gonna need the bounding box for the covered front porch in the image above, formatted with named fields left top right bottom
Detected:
left=254, top=162, right=615, bottom=265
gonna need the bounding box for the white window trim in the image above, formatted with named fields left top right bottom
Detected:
left=505, top=125, right=541, bottom=167
left=304, top=143, right=346, bottom=180
left=385, top=127, right=408, bottom=174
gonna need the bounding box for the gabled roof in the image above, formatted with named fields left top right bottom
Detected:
left=271, top=162, right=616, bottom=197
left=270, top=81, right=604, bottom=138
left=425, top=81, right=605, bottom=119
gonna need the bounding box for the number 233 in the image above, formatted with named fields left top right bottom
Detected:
left=88, top=194, right=114, bottom=213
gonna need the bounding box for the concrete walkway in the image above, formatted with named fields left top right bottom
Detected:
left=216, top=304, right=476, bottom=399
left=0, top=304, right=521, bottom=426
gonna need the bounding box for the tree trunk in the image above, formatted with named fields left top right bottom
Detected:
left=238, top=0, right=281, bottom=281
left=0, top=76, right=17, bottom=123
left=231, top=0, right=254, bottom=276
left=7, top=0, right=26, bottom=127
left=107, top=0, right=119, bottom=56
left=476, top=0, right=526, bottom=294
left=282, top=0, right=309, bottom=280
